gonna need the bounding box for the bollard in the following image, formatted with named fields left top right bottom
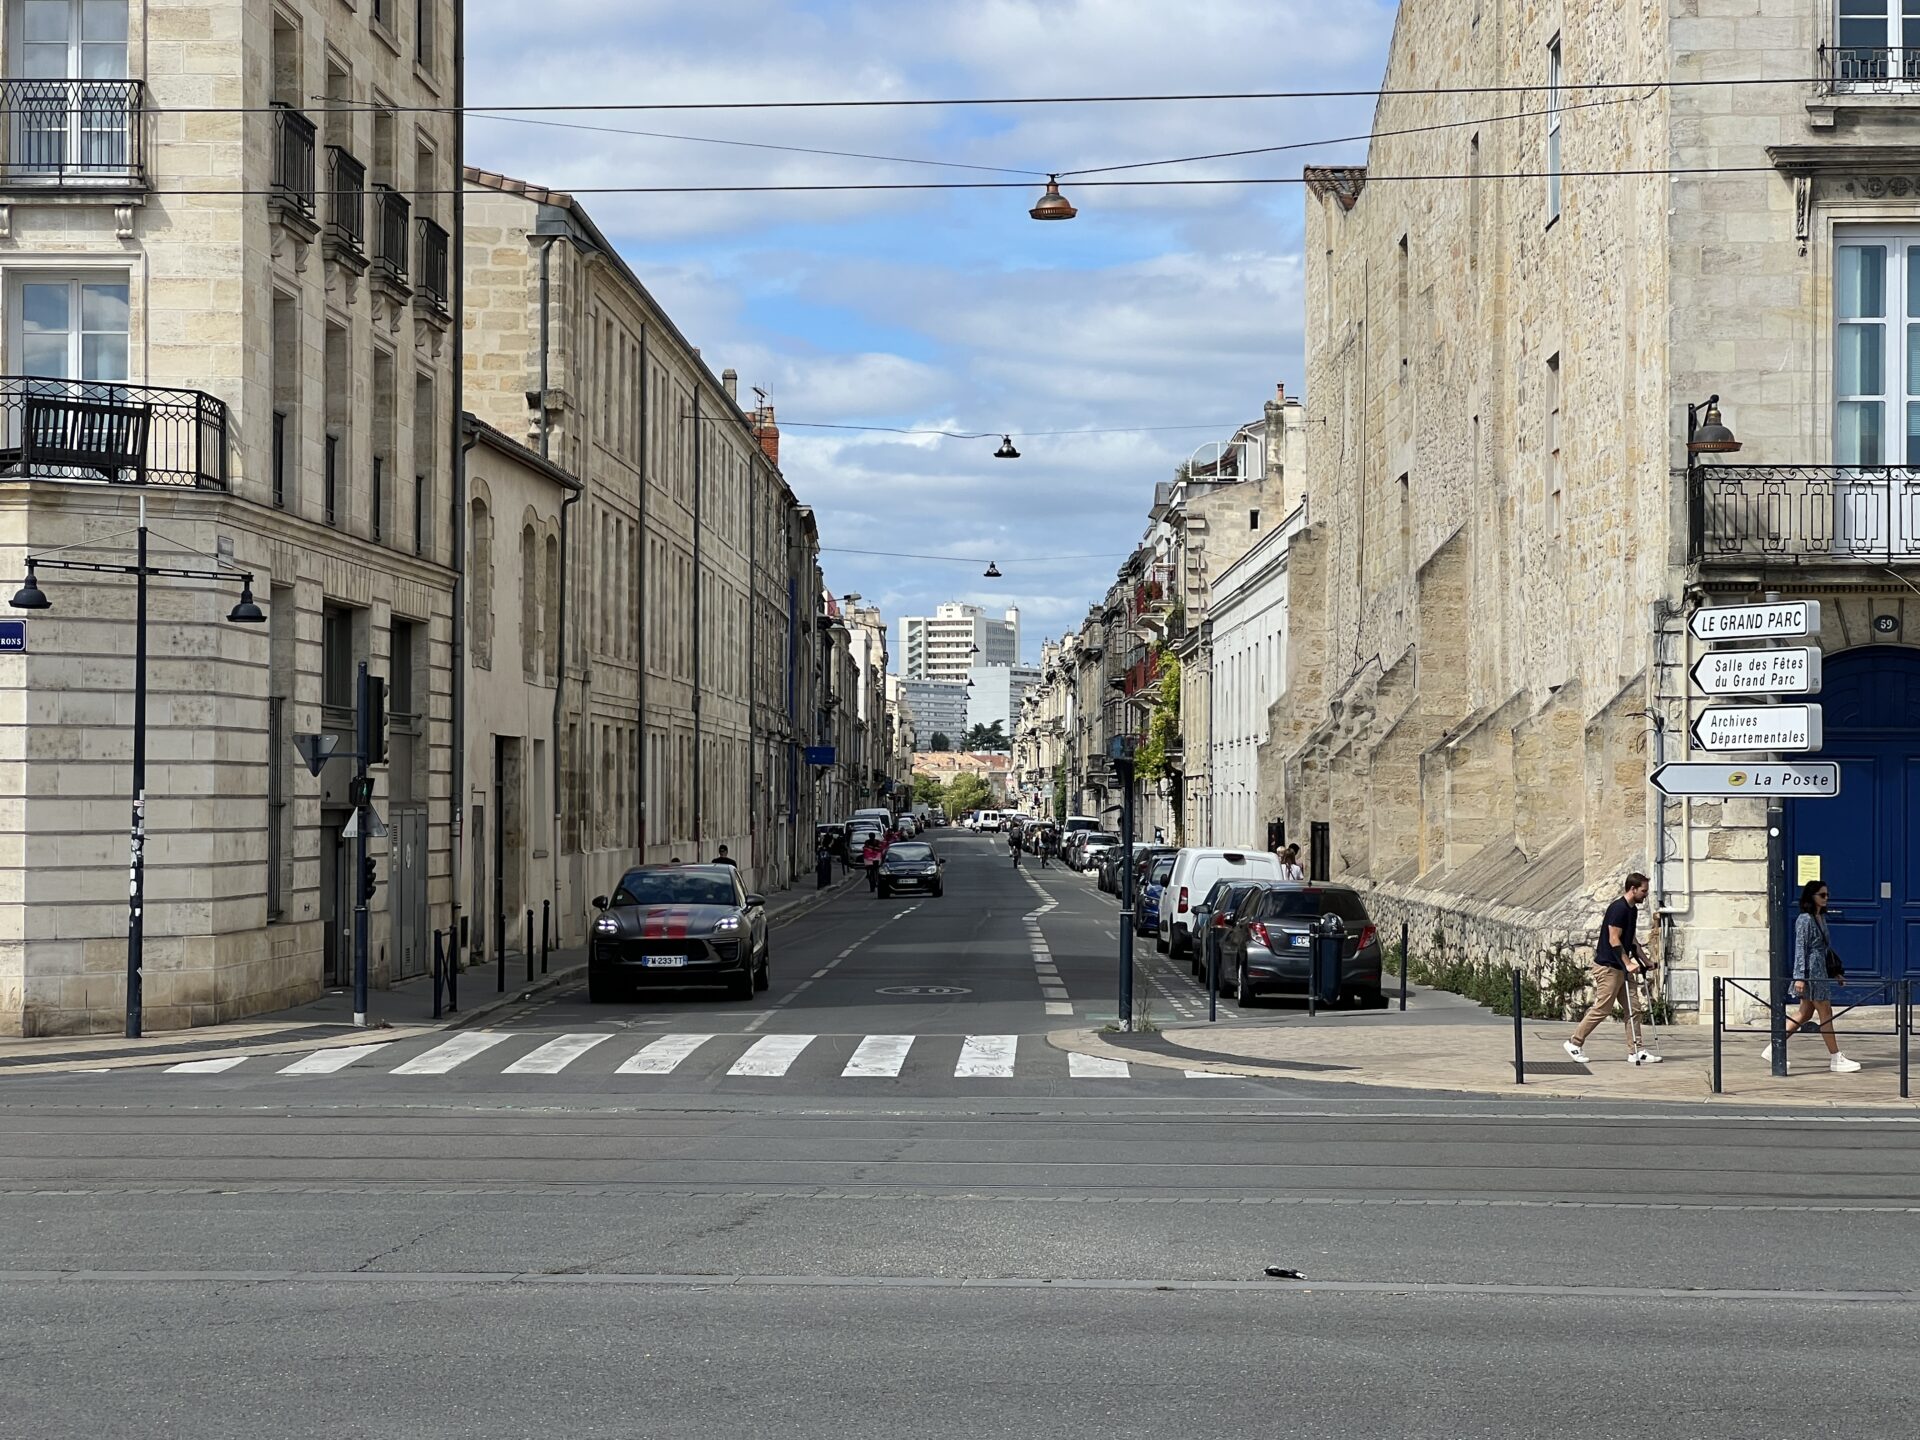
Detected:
left=525, top=909, right=534, bottom=984
left=496, top=912, right=506, bottom=994
left=1712, top=977, right=1724, bottom=1096
left=446, top=927, right=459, bottom=1013
left=1398, top=919, right=1409, bottom=1012
left=541, top=900, right=550, bottom=975
left=1510, top=967, right=1525, bottom=1085
left=1902, top=979, right=1911, bottom=1103
left=1207, top=928, right=1218, bottom=1023
left=431, top=928, right=444, bottom=1020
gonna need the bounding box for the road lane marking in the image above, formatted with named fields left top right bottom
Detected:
left=616, top=1033, right=714, bottom=1074
left=955, top=1034, right=1018, bottom=1077
left=842, top=1034, right=914, bottom=1077
left=728, top=1034, right=815, bottom=1076
left=1068, top=1053, right=1131, bottom=1078
left=1045, top=1002, right=1074, bottom=1016
left=164, top=1056, right=247, bottom=1074
left=503, top=1033, right=610, bottom=1075
left=278, top=1044, right=389, bottom=1075
left=391, top=1032, right=510, bottom=1075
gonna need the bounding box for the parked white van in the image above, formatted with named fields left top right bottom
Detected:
left=1159, top=848, right=1284, bottom=957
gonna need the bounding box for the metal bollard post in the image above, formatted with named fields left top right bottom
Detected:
left=1712, top=977, right=1724, bottom=1096
left=525, top=909, right=534, bottom=984
left=496, top=912, right=506, bottom=994
left=1398, top=919, right=1409, bottom=1012
left=1901, top=979, right=1911, bottom=1102
left=541, top=900, right=550, bottom=975
left=1208, top=931, right=1218, bottom=1023
left=1510, top=967, right=1525, bottom=1085
left=431, top=928, right=444, bottom=1021
left=446, top=927, right=459, bottom=1013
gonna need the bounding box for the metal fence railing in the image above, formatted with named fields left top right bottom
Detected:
left=0, top=79, right=145, bottom=186
left=0, top=376, right=227, bottom=488
left=271, top=103, right=316, bottom=217
left=325, top=145, right=366, bottom=256
left=1690, top=464, right=1920, bottom=564
left=1713, top=977, right=1912, bottom=1098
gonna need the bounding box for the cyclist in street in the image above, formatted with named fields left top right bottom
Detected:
left=1008, top=824, right=1023, bottom=868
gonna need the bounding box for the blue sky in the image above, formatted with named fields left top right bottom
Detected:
left=466, top=0, right=1397, bottom=663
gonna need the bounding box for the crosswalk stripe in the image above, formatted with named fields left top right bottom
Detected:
left=842, top=1035, right=914, bottom=1077
left=278, top=1044, right=389, bottom=1075
left=391, top=1031, right=510, bottom=1075
left=1068, top=1053, right=1130, bottom=1079
left=1045, top=1002, right=1075, bottom=1016
left=728, top=1034, right=814, bottom=1077
left=503, top=1033, right=610, bottom=1075
left=165, top=1056, right=247, bottom=1074
left=955, top=1034, right=1017, bottom=1077
left=615, top=1033, right=715, bottom=1075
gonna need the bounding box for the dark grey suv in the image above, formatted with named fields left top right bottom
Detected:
left=1219, top=884, right=1384, bottom=1007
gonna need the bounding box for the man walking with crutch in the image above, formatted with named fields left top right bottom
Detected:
left=1564, top=872, right=1663, bottom=1066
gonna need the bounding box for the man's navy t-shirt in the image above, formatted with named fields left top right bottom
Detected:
left=1595, top=897, right=1636, bottom=969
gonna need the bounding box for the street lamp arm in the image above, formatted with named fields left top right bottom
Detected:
left=26, top=555, right=252, bottom=585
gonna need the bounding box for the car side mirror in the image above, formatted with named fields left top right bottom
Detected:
left=591, top=895, right=609, bottom=911
left=745, top=894, right=765, bottom=908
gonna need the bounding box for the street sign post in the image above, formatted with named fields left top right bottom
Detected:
left=1649, top=762, right=1840, bottom=798
left=1688, top=599, right=1820, bottom=642
left=1688, top=646, right=1822, bottom=696
left=1689, top=703, right=1823, bottom=753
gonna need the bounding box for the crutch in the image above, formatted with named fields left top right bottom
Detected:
left=1620, top=963, right=1656, bottom=1057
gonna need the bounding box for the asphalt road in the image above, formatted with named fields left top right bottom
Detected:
left=4, top=831, right=1918, bottom=1438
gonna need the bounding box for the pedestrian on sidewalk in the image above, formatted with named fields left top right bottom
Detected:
left=815, top=839, right=835, bottom=890
left=1279, top=845, right=1305, bottom=881
left=711, top=844, right=737, bottom=867
left=1564, top=872, right=1663, bottom=1066
left=1764, top=880, right=1862, bottom=1074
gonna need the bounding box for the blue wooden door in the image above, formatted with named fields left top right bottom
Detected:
left=1785, top=646, right=1920, bottom=987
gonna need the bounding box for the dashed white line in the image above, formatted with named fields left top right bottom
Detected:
left=391, top=1032, right=510, bottom=1075
left=616, top=1033, right=713, bottom=1074
left=278, top=1044, right=388, bottom=1075
left=503, top=1033, right=609, bottom=1075
left=955, top=1034, right=1018, bottom=1078
left=164, top=1056, right=247, bottom=1074
left=842, top=1034, right=914, bottom=1077
left=729, top=1034, right=815, bottom=1077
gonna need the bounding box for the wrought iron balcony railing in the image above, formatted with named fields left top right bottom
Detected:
left=1688, top=464, right=1920, bottom=565
left=271, top=103, right=317, bottom=217
left=0, top=376, right=228, bottom=488
left=373, top=183, right=410, bottom=286
left=1821, top=42, right=1920, bottom=92
left=325, top=146, right=366, bottom=256
left=0, top=79, right=145, bottom=187
left=415, top=216, right=449, bottom=313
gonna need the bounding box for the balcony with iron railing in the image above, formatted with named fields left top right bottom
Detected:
left=270, top=102, right=317, bottom=225
left=0, top=79, right=145, bottom=189
left=1688, top=464, right=1920, bottom=566
left=372, top=183, right=410, bottom=290
left=1821, top=42, right=1920, bottom=92
left=415, top=216, right=449, bottom=316
left=324, top=145, right=367, bottom=265
left=0, top=376, right=227, bottom=488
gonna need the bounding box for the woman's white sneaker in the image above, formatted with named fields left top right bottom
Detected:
left=1627, top=1049, right=1663, bottom=1066
left=1830, top=1053, right=1862, bottom=1073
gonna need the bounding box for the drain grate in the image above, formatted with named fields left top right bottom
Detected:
left=1518, top=1060, right=1592, bottom=1076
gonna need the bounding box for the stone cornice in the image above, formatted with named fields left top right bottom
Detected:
left=1766, top=143, right=1920, bottom=175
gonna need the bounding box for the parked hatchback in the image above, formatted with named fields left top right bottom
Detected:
left=1137, top=853, right=1176, bottom=936
left=1220, top=884, right=1384, bottom=1007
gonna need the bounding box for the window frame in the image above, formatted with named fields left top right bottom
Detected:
left=6, top=269, right=131, bottom=383
left=1545, top=35, right=1563, bottom=224
left=1832, top=0, right=1920, bottom=90
left=1832, top=224, right=1919, bottom=467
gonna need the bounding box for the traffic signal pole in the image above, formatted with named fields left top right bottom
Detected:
left=353, top=661, right=371, bottom=1028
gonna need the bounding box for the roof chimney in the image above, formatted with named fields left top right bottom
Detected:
left=752, top=403, right=780, bottom=467
left=722, top=368, right=738, bottom=402
left=1275, top=382, right=1286, bottom=403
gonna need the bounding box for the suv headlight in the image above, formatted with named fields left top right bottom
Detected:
left=713, top=915, right=741, bottom=932
left=594, top=916, right=619, bottom=935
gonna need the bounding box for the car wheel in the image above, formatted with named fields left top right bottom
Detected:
left=933, top=884, right=944, bottom=897
left=730, top=963, right=756, bottom=1000
left=878, top=883, right=890, bottom=899
left=1155, top=929, right=1169, bottom=953
left=1234, top=960, right=1256, bottom=1008
left=586, top=968, right=618, bottom=1004
left=1169, top=927, right=1187, bottom=960
left=754, top=946, right=771, bottom=992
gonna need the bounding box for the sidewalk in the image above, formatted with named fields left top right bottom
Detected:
left=0, top=871, right=860, bottom=1075
left=1052, top=980, right=1919, bottom=1108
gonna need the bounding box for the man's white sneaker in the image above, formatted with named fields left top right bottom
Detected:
left=1563, top=1040, right=1589, bottom=1064
left=1627, top=1049, right=1663, bottom=1066
left=1830, top=1053, right=1862, bottom=1073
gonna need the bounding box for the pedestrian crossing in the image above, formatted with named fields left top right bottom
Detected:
left=150, top=1030, right=1251, bottom=1085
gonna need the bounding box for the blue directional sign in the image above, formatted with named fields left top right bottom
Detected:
left=804, top=745, right=836, bottom=766
left=0, top=620, right=24, bottom=652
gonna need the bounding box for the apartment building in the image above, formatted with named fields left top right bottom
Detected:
left=0, top=0, right=460, bottom=1035
left=463, top=168, right=816, bottom=941
left=900, top=602, right=1019, bottom=683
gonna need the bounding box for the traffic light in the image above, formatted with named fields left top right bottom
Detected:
left=361, top=855, right=378, bottom=903
left=365, top=675, right=387, bottom=766
left=347, top=775, right=374, bottom=809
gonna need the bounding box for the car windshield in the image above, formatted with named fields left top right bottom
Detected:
left=1086, top=833, right=1119, bottom=846
left=887, top=843, right=933, bottom=862
left=1150, top=857, right=1175, bottom=883
left=1257, top=889, right=1371, bottom=924
left=611, top=870, right=739, bottom=907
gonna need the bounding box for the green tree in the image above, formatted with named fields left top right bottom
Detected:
left=1135, top=649, right=1182, bottom=782
left=945, top=772, right=991, bottom=818
left=963, top=720, right=1009, bottom=752
left=929, top=732, right=953, bottom=752
left=912, top=773, right=945, bottom=808
left=1052, top=774, right=1068, bottom=824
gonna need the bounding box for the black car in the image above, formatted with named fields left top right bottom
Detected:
left=1220, top=884, right=1383, bottom=1007
left=1189, top=877, right=1269, bottom=982
left=877, top=841, right=944, bottom=898
left=589, top=864, right=769, bottom=1002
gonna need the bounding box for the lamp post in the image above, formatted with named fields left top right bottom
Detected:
left=11, top=495, right=265, bottom=1038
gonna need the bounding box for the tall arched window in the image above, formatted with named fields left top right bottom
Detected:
left=521, top=523, right=538, bottom=681
left=544, top=531, right=560, bottom=679
left=469, top=497, right=493, bottom=669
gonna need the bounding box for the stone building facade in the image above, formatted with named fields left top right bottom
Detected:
left=462, top=169, right=818, bottom=945
left=1264, top=0, right=1920, bottom=1010
left=0, top=0, right=461, bottom=1034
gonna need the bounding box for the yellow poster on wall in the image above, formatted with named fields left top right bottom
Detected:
left=1796, top=854, right=1821, bottom=886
